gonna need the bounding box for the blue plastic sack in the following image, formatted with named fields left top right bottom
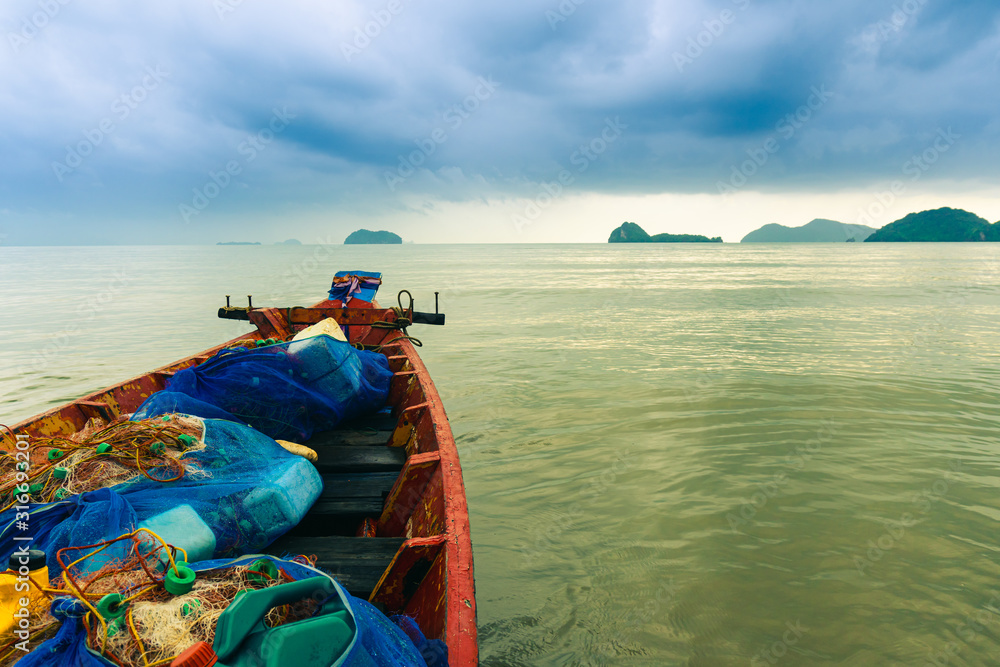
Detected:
left=133, top=336, right=393, bottom=441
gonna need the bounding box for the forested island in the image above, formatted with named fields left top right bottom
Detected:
left=742, top=219, right=875, bottom=243
left=865, top=208, right=1000, bottom=242
left=608, top=222, right=722, bottom=243
left=344, top=229, right=403, bottom=244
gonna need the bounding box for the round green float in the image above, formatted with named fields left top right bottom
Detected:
left=181, top=599, right=203, bottom=617
left=96, top=593, right=129, bottom=620
left=164, top=563, right=197, bottom=596
left=247, top=558, right=278, bottom=585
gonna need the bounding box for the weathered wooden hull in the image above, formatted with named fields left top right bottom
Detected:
left=7, top=293, right=478, bottom=665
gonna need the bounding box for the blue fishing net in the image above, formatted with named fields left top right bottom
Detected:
left=14, top=598, right=115, bottom=667
left=132, top=335, right=393, bottom=442
left=344, top=598, right=437, bottom=667
left=0, top=419, right=322, bottom=577
left=392, top=615, right=450, bottom=667
left=131, top=392, right=244, bottom=423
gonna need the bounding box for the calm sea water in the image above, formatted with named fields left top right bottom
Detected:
left=2, top=243, right=1000, bottom=666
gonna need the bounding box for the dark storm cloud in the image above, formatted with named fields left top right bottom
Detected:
left=0, top=0, right=997, bottom=242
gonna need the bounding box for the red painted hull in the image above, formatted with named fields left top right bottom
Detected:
left=7, top=292, right=478, bottom=665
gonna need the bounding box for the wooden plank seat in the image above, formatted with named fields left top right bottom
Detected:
left=329, top=411, right=397, bottom=434
left=309, top=429, right=389, bottom=447
left=306, top=411, right=405, bottom=474
left=286, top=470, right=401, bottom=537
left=311, top=446, right=406, bottom=474
left=266, top=535, right=405, bottom=599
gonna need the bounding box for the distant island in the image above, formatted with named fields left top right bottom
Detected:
left=865, top=208, right=1000, bottom=242
left=216, top=241, right=261, bottom=245
left=276, top=239, right=302, bottom=245
left=344, top=229, right=403, bottom=244
left=742, top=219, right=875, bottom=243
left=608, top=222, right=722, bottom=243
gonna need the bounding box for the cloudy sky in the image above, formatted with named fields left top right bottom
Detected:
left=1, top=0, right=998, bottom=244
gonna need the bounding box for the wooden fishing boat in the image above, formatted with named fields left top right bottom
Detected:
left=6, top=275, right=478, bottom=666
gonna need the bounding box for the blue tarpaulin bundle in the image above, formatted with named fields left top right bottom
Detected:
left=133, top=335, right=393, bottom=442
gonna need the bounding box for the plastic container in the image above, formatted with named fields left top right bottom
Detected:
left=1, top=550, right=50, bottom=635
left=212, top=576, right=355, bottom=667
left=242, top=458, right=322, bottom=546
left=285, top=336, right=362, bottom=405
left=138, top=504, right=217, bottom=565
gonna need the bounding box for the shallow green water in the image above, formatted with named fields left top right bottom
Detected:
left=2, top=243, right=1000, bottom=666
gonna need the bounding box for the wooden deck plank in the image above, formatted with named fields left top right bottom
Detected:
left=307, top=429, right=389, bottom=448
left=333, top=412, right=397, bottom=432
left=312, top=445, right=406, bottom=473
left=320, top=472, right=399, bottom=498
left=266, top=535, right=404, bottom=598
left=289, top=470, right=399, bottom=537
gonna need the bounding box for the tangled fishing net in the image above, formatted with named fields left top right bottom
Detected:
left=0, top=416, right=204, bottom=513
